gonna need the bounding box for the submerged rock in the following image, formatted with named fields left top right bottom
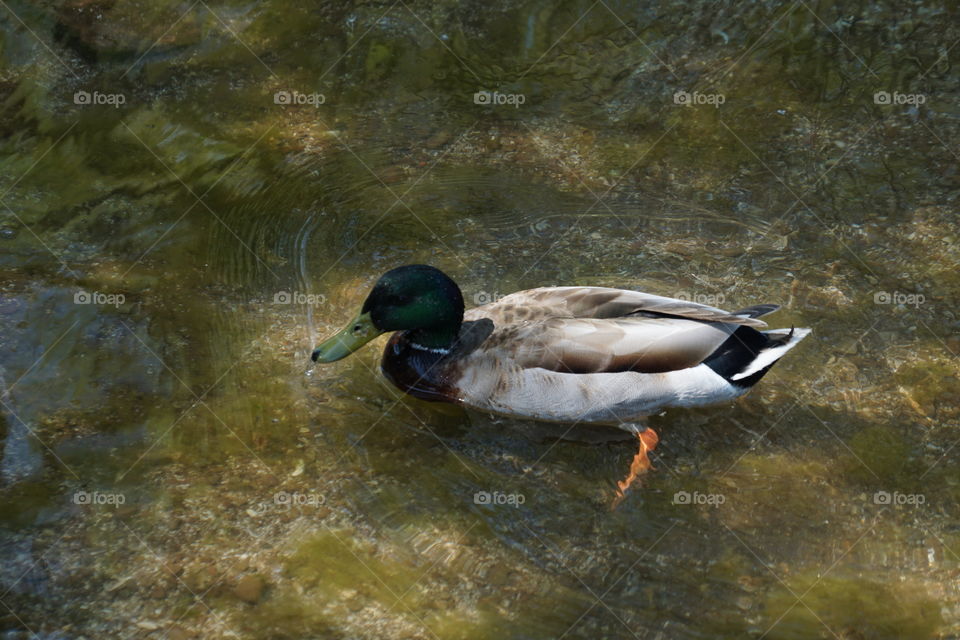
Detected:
left=233, top=573, right=266, bottom=604
left=54, top=0, right=202, bottom=63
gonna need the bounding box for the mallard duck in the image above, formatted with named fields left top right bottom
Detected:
left=312, top=264, right=810, bottom=498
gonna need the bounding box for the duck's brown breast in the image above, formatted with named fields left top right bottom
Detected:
left=380, top=333, right=461, bottom=403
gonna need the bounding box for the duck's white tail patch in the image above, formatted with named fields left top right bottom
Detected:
left=731, top=327, right=811, bottom=381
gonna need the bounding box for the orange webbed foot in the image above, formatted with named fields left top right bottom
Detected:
left=612, top=428, right=659, bottom=508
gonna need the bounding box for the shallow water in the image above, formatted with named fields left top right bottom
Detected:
left=1, top=1, right=958, bottom=638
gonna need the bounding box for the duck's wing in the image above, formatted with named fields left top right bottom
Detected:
left=470, top=286, right=772, bottom=328
left=477, top=315, right=738, bottom=374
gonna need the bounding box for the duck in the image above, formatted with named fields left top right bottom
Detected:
left=312, top=264, right=810, bottom=500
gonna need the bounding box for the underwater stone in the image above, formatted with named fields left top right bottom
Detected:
left=234, top=574, right=266, bottom=604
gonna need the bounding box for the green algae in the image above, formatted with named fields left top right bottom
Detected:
left=763, top=574, right=942, bottom=640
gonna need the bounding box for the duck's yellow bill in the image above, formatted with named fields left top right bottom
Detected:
left=311, top=311, right=382, bottom=363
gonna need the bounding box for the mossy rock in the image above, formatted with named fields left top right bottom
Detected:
left=54, top=0, right=203, bottom=63
left=843, top=425, right=909, bottom=486
left=240, top=584, right=346, bottom=639
left=894, top=360, right=960, bottom=414
left=711, top=453, right=835, bottom=533
left=365, top=42, right=396, bottom=81
left=763, top=574, right=942, bottom=639
left=284, top=530, right=424, bottom=610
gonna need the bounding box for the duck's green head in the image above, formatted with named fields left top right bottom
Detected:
left=311, top=265, right=464, bottom=363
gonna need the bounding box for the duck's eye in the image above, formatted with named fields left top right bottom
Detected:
left=353, top=324, right=363, bottom=335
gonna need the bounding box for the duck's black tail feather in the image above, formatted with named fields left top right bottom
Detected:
left=703, top=325, right=811, bottom=388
